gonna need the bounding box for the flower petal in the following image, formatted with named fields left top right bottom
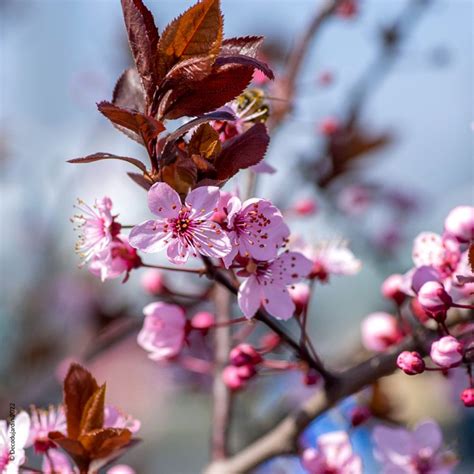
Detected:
left=238, top=276, right=262, bottom=318
left=148, top=182, right=182, bottom=218
left=412, top=420, right=442, bottom=453
left=270, top=251, right=313, bottom=285
left=186, top=186, right=221, bottom=219
left=192, top=221, right=232, bottom=258
left=262, top=284, right=295, bottom=320
left=166, top=239, right=190, bottom=264
left=129, top=220, right=172, bottom=253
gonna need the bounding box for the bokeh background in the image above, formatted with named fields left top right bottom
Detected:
left=1, top=0, right=473, bottom=472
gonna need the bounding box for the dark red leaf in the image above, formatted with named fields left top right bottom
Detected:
left=68, top=153, right=147, bottom=172
left=113, top=68, right=146, bottom=113
left=188, top=123, right=221, bottom=159
left=161, top=64, right=254, bottom=119
left=63, top=364, right=99, bottom=440
left=79, top=385, right=106, bottom=436
left=469, top=243, right=474, bottom=273
left=121, top=0, right=159, bottom=105
left=157, top=0, right=223, bottom=78
left=215, top=123, right=269, bottom=180
left=80, top=428, right=132, bottom=459
left=127, top=172, right=152, bottom=190
left=215, top=54, right=274, bottom=79
left=220, top=36, right=263, bottom=57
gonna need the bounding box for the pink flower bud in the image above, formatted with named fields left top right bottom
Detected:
left=410, top=297, right=430, bottom=323
left=190, top=311, right=215, bottom=330
left=350, top=406, right=372, bottom=427
left=444, top=206, right=474, bottom=242
left=397, top=351, right=425, bottom=375
left=337, top=0, right=358, bottom=18
left=222, top=366, right=246, bottom=391
left=381, top=274, right=406, bottom=305
left=303, top=368, right=320, bottom=386
left=293, top=198, right=318, bottom=216
left=289, top=283, right=311, bottom=315
left=141, top=270, right=165, bottom=295
left=361, top=312, right=403, bottom=352
left=318, top=117, right=340, bottom=136
left=236, top=364, right=257, bottom=380
left=417, top=281, right=452, bottom=314
left=430, top=336, right=463, bottom=368
left=107, top=466, right=136, bottom=474
left=460, top=388, right=474, bottom=407
left=230, top=343, right=262, bottom=367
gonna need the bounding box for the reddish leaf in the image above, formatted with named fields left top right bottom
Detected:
left=220, top=36, right=263, bottom=57
left=98, top=101, right=165, bottom=145
left=113, top=68, right=146, bottom=113
left=127, top=172, right=152, bottom=190
left=162, top=64, right=254, bottom=119
left=157, top=0, right=223, bottom=78
left=469, top=243, right=474, bottom=273
left=189, top=123, right=221, bottom=159
left=80, top=428, right=132, bottom=459
left=159, top=56, right=214, bottom=90
left=68, top=153, right=147, bottom=172
left=215, top=123, right=269, bottom=180
left=49, top=433, right=90, bottom=472
left=215, top=54, right=274, bottom=79
left=79, top=385, right=106, bottom=436
left=63, top=364, right=99, bottom=440
left=162, top=155, right=198, bottom=194
left=121, top=0, right=159, bottom=105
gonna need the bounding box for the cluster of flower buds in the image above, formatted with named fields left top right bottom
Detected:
left=223, top=344, right=263, bottom=390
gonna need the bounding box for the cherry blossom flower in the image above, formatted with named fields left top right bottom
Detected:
left=72, top=197, right=121, bottom=262
left=291, top=198, right=318, bottom=216
left=42, top=448, right=72, bottom=474
left=222, top=197, right=289, bottom=268
left=237, top=251, right=312, bottom=320
left=27, top=405, right=66, bottom=453
left=129, top=183, right=231, bottom=264
left=0, top=411, right=30, bottom=474
left=381, top=274, right=406, bottom=305
left=372, top=420, right=457, bottom=474
left=397, top=351, right=425, bottom=375
left=289, top=282, right=311, bottom=314
left=361, top=312, right=403, bottom=352
left=137, top=302, right=186, bottom=361
left=89, top=236, right=141, bottom=282
left=301, top=431, right=362, bottom=474
left=107, top=465, right=136, bottom=474
left=296, top=240, right=361, bottom=282
left=417, top=281, right=452, bottom=315
left=444, top=205, right=474, bottom=242
left=430, top=336, right=463, bottom=368
left=104, top=405, right=141, bottom=433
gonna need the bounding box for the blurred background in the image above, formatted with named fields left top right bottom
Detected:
left=1, top=0, right=473, bottom=472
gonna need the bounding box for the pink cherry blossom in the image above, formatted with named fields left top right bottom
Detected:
left=397, top=351, right=425, bottom=375
left=72, top=197, right=121, bottom=262
left=381, top=273, right=406, bottom=305
left=107, top=465, right=136, bottom=474
left=237, top=251, right=313, bottom=320
left=444, top=206, right=474, bottom=242
left=129, top=183, right=231, bottom=264
left=301, top=431, right=362, bottom=474
left=222, top=365, right=247, bottom=390
left=361, top=312, right=403, bottom=352
left=27, top=405, right=66, bottom=453
left=140, top=269, right=166, bottom=294
left=190, top=311, right=215, bottom=330
left=42, top=448, right=72, bottom=474
left=250, top=160, right=277, bottom=174
left=222, top=197, right=289, bottom=268
left=430, top=336, right=463, bottom=368
left=373, top=420, right=457, bottom=474
left=0, top=412, right=30, bottom=474
left=289, top=282, right=311, bottom=314
left=104, top=405, right=141, bottom=433
left=89, top=236, right=141, bottom=282
left=137, top=302, right=186, bottom=361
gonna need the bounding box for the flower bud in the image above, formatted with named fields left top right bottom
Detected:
left=141, top=270, right=165, bottom=295
left=410, top=297, right=430, bottom=323
left=444, top=206, right=474, bottom=243
left=381, top=274, right=406, bottom=305
left=397, top=351, right=425, bottom=375
left=350, top=406, right=372, bottom=427
left=289, top=283, right=311, bottom=315
left=460, top=388, right=474, bottom=407
left=236, top=364, right=257, bottom=380
left=107, top=466, right=136, bottom=474
left=318, top=117, right=340, bottom=136
left=222, top=366, right=246, bottom=391
left=303, top=368, right=320, bottom=386
left=229, top=343, right=262, bottom=367
left=417, top=281, right=452, bottom=316
left=430, top=336, right=463, bottom=368
left=361, top=312, right=403, bottom=352
left=293, top=198, right=318, bottom=216
left=190, top=311, right=215, bottom=330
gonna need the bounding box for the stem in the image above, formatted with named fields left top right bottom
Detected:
left=141, top=262, right=205, bottom=274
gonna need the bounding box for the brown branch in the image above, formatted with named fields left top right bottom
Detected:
left=210, top=284, right=234, bottom=460
left=204, top=311, right=472, bottom=473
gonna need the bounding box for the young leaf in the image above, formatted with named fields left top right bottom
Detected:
left=63, top=364, right=99, bottom=440
left=97, top=101, right=165, bottom=145
left=189, top=123, right=221, bottom=159
left=161, top=64, right=254, bottom=119
left=157, top=0, right=223, bottom=78
left=162, top=155, right=198, bottom=195
left=80, top=428, right=132, bottom=459
left=220, top=36, right=264, bottom=58
left=127, top=172, right=152, bottom=190
left=214, top=123, right=269, bottom=180
left=121, top=0, right=159, bottom=105
left=215, top=54, right=274, bottom=80
left=113, top=68, right=146, bottom=113
left=68, top=153, right=147, bottom=172
left=79, top=385, right=106, bottom=436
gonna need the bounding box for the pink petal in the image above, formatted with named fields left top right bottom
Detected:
left=270, top=251, right=313, bottom=284
left=186, top=186, right=221, bottom=219
left=192, top=221, right=232, bottom=258
left=226, top=196, right=243, bottom=228
left=318, top=431, right=353, bottom=467
left=262, top=284, right=295, bottom=320
left=166, top=239, right=190, bottom=264
left=148, top=182, right=182, bottom=218
left=129, top=220, right=172, bottom=253
left=238, top=276, right=262, bottom=318
left=412, top=420, right=442, bottom=453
